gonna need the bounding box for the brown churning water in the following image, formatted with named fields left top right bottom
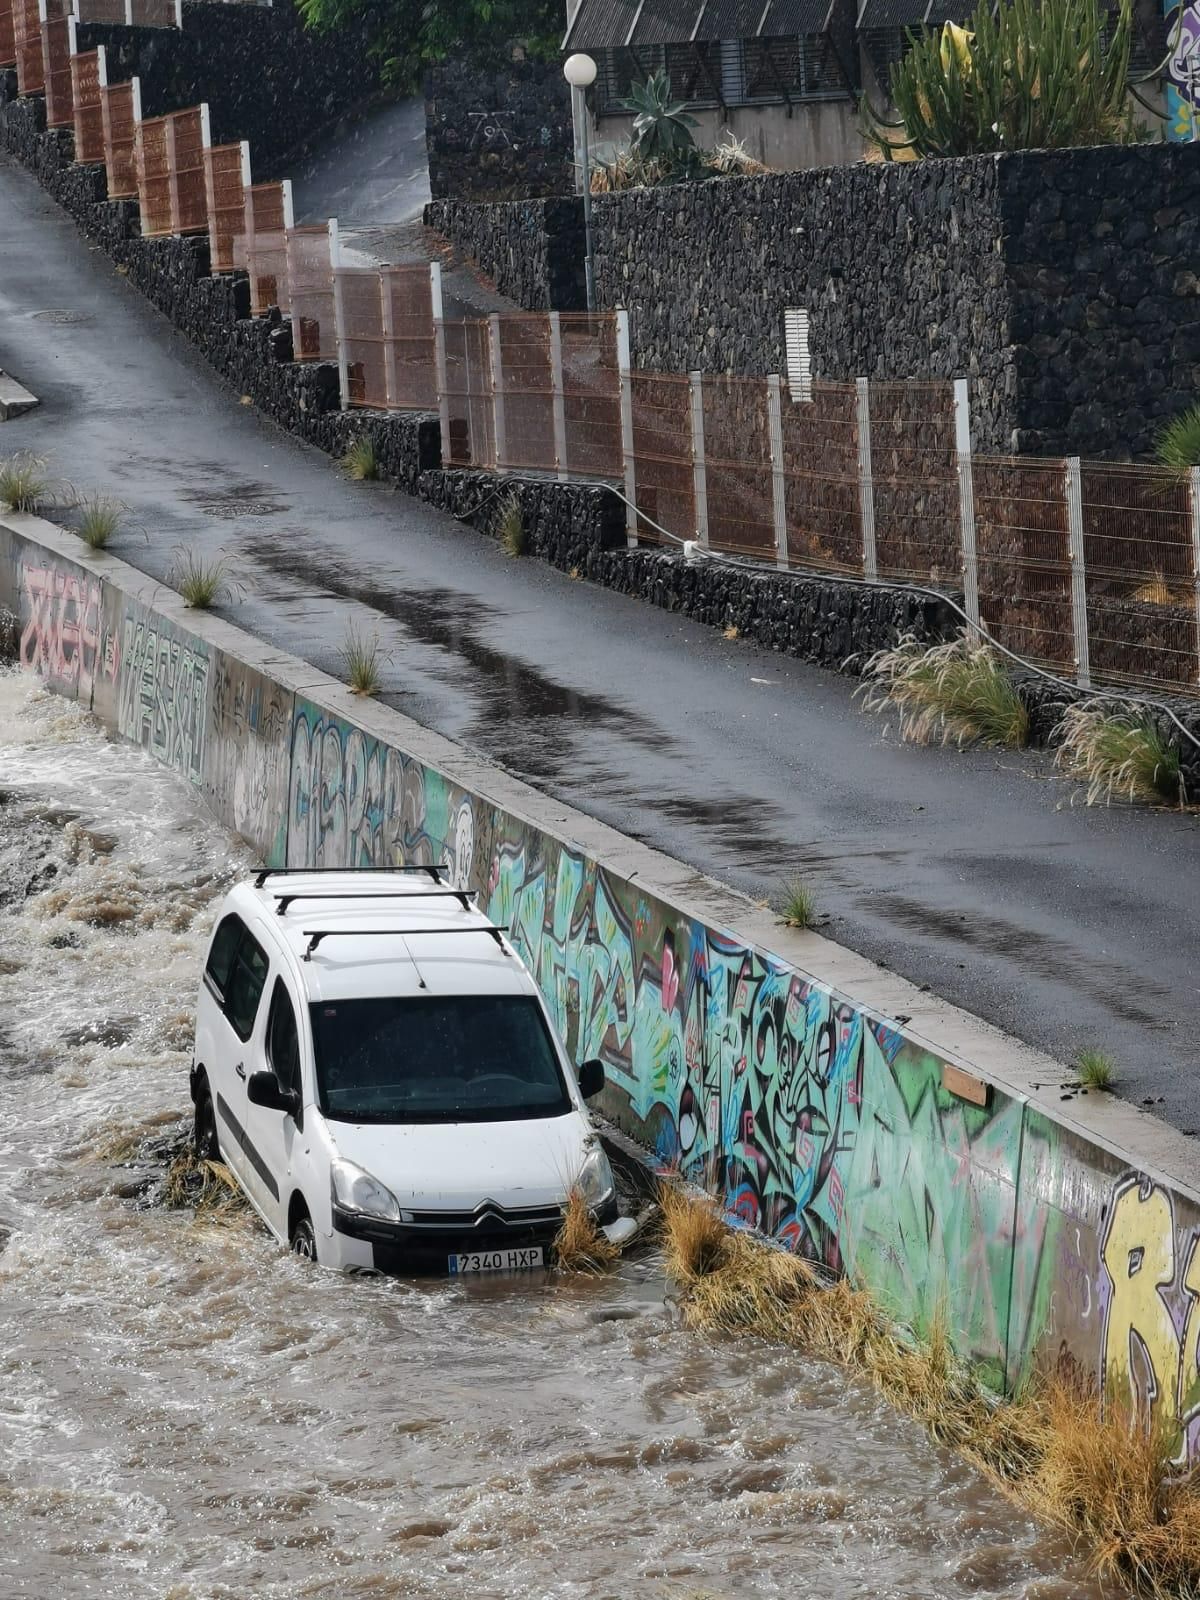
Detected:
left=0, top=669, right=1101, bottom=1600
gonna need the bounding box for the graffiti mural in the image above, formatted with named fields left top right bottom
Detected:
left=1100, top=1175, right=1200, bottom=1453
left=117, top=615, right=209, bottom=782
left=206, top=654, right=292, bottom=865
left=1166, top=0, right=1200, bottom=139
left=19, top=561, right=102, bottom=702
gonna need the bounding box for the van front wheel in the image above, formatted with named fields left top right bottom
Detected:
left=193, top=1077, right=219, bottom=1161
left=289, top=1211, right=317, bottom=1264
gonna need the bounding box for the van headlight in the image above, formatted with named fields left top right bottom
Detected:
left=576, top=1145, right=615, bottom=1210
left=330, top=1158, right=402, bottom=1223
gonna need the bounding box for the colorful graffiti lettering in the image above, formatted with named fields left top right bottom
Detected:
left=1100, top=1175, right=1200, bottom=1450
left=1165, top=1, right=1200, bottom=139
left=19, top=562, right=102, bottom=700
left=117, top=618, right=208, bottom=781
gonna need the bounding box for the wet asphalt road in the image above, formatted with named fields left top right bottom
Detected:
left=2, top=156, right=1199, bottom=1127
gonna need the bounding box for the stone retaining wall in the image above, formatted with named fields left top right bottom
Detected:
left=425, top=51, right=573, bottom=203
left=423, top=196, right=585, bottom=312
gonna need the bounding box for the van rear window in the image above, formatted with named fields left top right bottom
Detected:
left=309, top=995, right=570, bottom=1124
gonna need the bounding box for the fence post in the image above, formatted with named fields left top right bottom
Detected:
left=616, top=308, right=637, bottom=546
left=953, top=377, right=980, bottom=635
left=855, top=376, right=877, bottom=581
left=689, top=370, right=709, bottom=548
left=379, top=270, right=397, bottom=410
left=766, top=374, right=789, bottom=571
left=489, top=313, right=507, bottom=472
left=1065, top=456, right=1091, bottom=689
left=329, top=218, right=350, bottom=412
left=430, top=262, right=451, bottom=468
left=1191, top=466, right=1200, bottom=687
left=124, top=0, right=133, bottom=23
left=548, top=311, right=568, bottom=481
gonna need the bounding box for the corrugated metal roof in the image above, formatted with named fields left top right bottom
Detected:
left=760, top=0, right=837, bottom=33
left=631, top=0, right=706, bottom=44
left=563, top=0, right=643, bottom=50
left=565, top=0, right=839, bottom=47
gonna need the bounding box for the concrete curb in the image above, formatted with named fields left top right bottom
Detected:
left=0, top=370, right=38, bottom=421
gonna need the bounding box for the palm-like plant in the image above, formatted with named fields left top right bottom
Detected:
left=626, top=69, right=698, bottom=159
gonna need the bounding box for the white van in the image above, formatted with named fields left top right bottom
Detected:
left=190, top=867, right=621, bottom=1273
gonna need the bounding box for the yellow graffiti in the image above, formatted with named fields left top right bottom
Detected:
left=1107, top=1177, right=1196, bottom=1440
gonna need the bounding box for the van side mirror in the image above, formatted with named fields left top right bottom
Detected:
left=247, top=1071, right=300, bottom=1116
left=577, top=1058, right=605, bottom=1099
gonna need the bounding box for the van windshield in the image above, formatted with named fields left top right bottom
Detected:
left=308, top=995, right=572, bottom=1124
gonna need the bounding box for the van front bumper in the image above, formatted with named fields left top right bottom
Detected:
left=332, top=1192, right=619, bottom=1274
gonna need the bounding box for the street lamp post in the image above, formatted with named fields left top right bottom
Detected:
left=563, top=51, right=597, bottom=312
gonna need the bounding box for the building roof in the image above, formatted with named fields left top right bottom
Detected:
left=563, top=0, right=841, bottom=50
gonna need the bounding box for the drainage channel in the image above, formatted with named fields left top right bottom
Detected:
left=0, top=666, right=1099, bottom=1600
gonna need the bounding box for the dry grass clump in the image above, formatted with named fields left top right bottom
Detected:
left=76, top=495, right=125, bottom=550
left=171, top=549, right=233, bottom=610
left=554, top=1188, right=621, bottom=1274
left=776, top=877, right=817, bottom=930
left=1056, top=702, right=1185, bottom=807
left=0, top=451, right=51, bottom=513
left=341, top=434, right=379, bottom=482
left=1076, top=1046, right=1116, bottom=1090
left=659, top=1180, right=1200, bottom=1594
left=497, top=494, right=526, bottom=558
left=162, top=1146, right=248, bottom=1220
left=859, top=632, right=1029, bottom=749
left=339, top=621, right=383, bottom=696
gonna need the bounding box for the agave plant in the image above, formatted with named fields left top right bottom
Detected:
left=1155, top=402, right=1200, bottom=477
left=625, top=69, right=698, bottom=160
left=865, top=0, right=1137, bottom=159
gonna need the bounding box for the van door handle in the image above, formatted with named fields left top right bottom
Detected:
left=235, top=1062, right=246, bottom=1080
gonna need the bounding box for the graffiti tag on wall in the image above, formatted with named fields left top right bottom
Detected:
left=1165, top=1, right=1200, bottom=139
left=20, top=562, right=102, bottom=701
left=117, top=617, right=208, bottom=782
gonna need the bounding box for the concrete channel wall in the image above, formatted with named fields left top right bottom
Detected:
left=5, top=511, right=1200, bottom=1454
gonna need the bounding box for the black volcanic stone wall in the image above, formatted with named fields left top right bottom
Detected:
left=423, top=196, right=585, bottom=311
left=425, top=52, right=573, bottom=203
left=75, top=0, right=380, bottom=175
left=998, top=145, right=1200, bottom=458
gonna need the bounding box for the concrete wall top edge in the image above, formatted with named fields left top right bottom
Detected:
left=4, top=509, right=1198, bottom=1210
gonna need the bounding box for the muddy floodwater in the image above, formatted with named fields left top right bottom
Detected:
left=0, top=668, right=1104, bottom=1600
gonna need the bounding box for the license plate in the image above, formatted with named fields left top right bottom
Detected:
left=448, top=1246, right=544, bottom=1274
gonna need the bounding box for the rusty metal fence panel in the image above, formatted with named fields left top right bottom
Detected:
left=14, top=0, right=43, bottom=94
left=701, top=374, right=776, bottom=560
left=868, top=379, right=960, bottom=585
left=204, top=140, right=247, bottom=272
left=560, top=314, right=621, bottom=479
left=101, top=76, right=139, bottom=199
left=493, top=315, right=555, bottom=473
left=441, top=319, right=495, bottom=469
left=972, top=456, right=1074, bottom=672
left=779, top=381, right=862, bottom=574
left=380, top=266, right=437, bottom=409
left=287, top=225, right=336, bottom=360
left=1080, top=463, right=1199, bottom=692
left=75, top=0, right=181, bottom=21
left=73, top=0, right=128, bottom=17
left=134, top=111, right=174, bottom=235
left=71, top=48, right=106, bottom=164
left=336, top=268, right=389, bottom=408
left=628, top=370, right=695, bottom=545
left=40, top=7, right=73, bottom=127
left=0, top=0, right=16, bottom=71
left=172, top=106, right=210, bottom=233
left=235, top=181, right=292, bottom=314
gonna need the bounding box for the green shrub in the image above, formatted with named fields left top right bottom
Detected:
left=858, top=633, right=1029, bottom=748
left=777, top=878, right=818, bottom=929
left=866, top=0, right=1137, bottom=160
left=497, top=494, right=526, bottom=558
left=1154, top=403, right=1200, bottom=477
left=341, top=435, right=379, bottom=482
left=1055, top=702, right=1185, bottom=806
left=1075, top=1048, right=1116, bottom=1090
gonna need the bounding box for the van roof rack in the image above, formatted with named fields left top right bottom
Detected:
left=253, top=863, right=448, bottom=888
left=275, top=888, right=476, bottom=915
left=302, top=925, right=509, bottom=961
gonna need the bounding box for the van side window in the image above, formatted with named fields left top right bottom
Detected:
left=205, top=914, right=244, bottom=998
left=266, top=979, right=302, bottom=1098
left=225, top=930, right=270, bottom=1042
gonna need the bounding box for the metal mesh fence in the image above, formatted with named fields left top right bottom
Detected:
left=235, top=181, right=290, bottom=315
left=441, top=319, right=495, bottom=469
left=101, top=78, right=138, bottom=199
left=869, top=379, right=960, bottom=584
left=71, top=48, right=105, bottom=164
left=973, top=456, right=1074, bottom=672
left=74, top=0, right=180, bottom=22
left=172, top=105, right=209, bottom=234
left=560, top=314, right=621, bottom=479
left=205, top=142, right=246, bottom=273
left=286, top=225, right=336, bottom=361
left=380, top=266, right=437, bottom=410
left=779, top=381, right=862, bottom=574
left=493, top=316, right=554, bottom=473
left=14, top=0, right=43, bottom=94
left=701, top=374, right=776, bottom=561
left=41, top=10, right=73, bottom=129
left=336, top=268, right=389, bottom=408
left=0, top=0, right=15, bottom=71
left=629, top=370, right=695, bottom=546
left=1080, top=463, right=1199, bottom=692
left=134, top=112, right=174, bottom=236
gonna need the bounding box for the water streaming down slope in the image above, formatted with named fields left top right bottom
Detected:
left=0, top=668, right=1102, bottom=1600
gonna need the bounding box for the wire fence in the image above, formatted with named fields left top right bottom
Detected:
left=11, top=15, right=1200, bottom=701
